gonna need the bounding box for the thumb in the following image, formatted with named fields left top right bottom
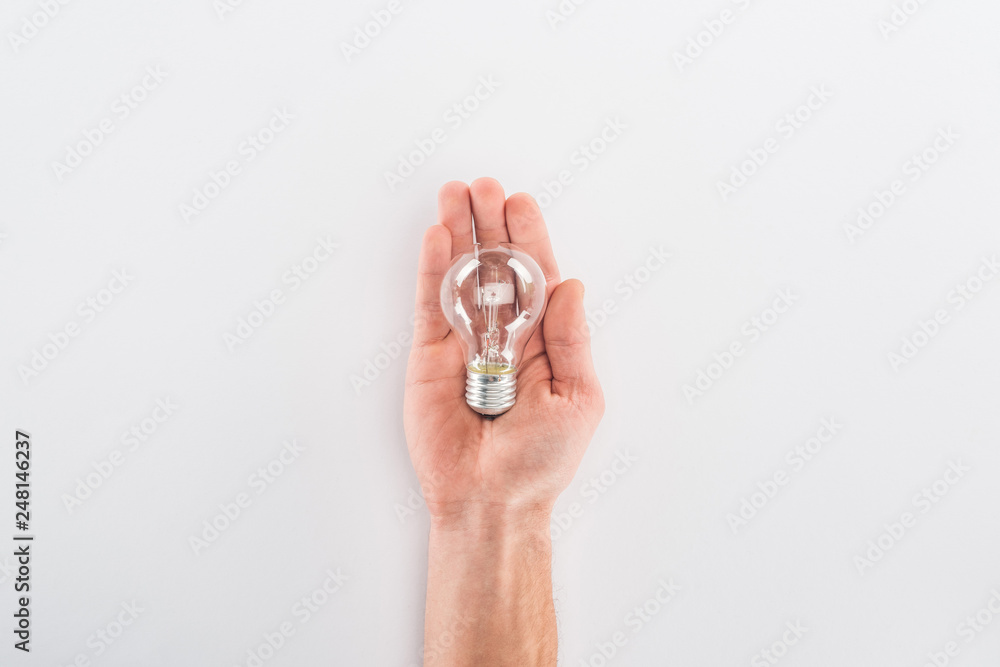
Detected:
left=542, top=279, right=600, bottom=400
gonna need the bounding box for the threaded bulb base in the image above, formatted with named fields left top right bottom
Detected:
left=466, top=368, right=517, bottom=416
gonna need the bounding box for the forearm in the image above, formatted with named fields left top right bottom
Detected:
left=423, top=504, right=556, bottom=666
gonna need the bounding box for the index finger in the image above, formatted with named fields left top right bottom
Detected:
left=504, top=192, right=560, bottom=289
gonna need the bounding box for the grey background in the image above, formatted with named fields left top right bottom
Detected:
left=2, top=0, right=999, bottom=665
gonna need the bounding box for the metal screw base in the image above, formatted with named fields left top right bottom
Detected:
left=466, top=369, right=517, bottom=416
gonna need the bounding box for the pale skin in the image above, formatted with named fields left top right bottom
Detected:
left=404, top=178, right=605, bottom=665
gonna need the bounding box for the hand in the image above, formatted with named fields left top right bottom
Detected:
left=404, top=178, right=605, bottom=526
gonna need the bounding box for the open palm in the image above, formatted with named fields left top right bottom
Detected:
left=403, top=178, right=604, bottom=520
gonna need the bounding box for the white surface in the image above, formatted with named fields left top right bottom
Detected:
left=2, top=1, right=1000, bottom=665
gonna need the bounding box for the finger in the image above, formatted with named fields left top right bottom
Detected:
left=543, top=279, right=600, bottom=399
left=504, top=192, right=560, bottom=288
left=413, top=225, right=453, bottom=347
left=438, top=181, right=474, bottom=257
left=469, top=177, right=509, bottom=245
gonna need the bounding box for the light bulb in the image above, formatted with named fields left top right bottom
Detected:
left=439, top=242, right=547, bottom=417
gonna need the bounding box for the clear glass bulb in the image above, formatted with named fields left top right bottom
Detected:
left=439, top=242, right=547, bottom=416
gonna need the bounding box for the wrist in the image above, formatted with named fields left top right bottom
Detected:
left=428, top=500, right=553, bottom=537
left=423, top=500, right=558, bottom=665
